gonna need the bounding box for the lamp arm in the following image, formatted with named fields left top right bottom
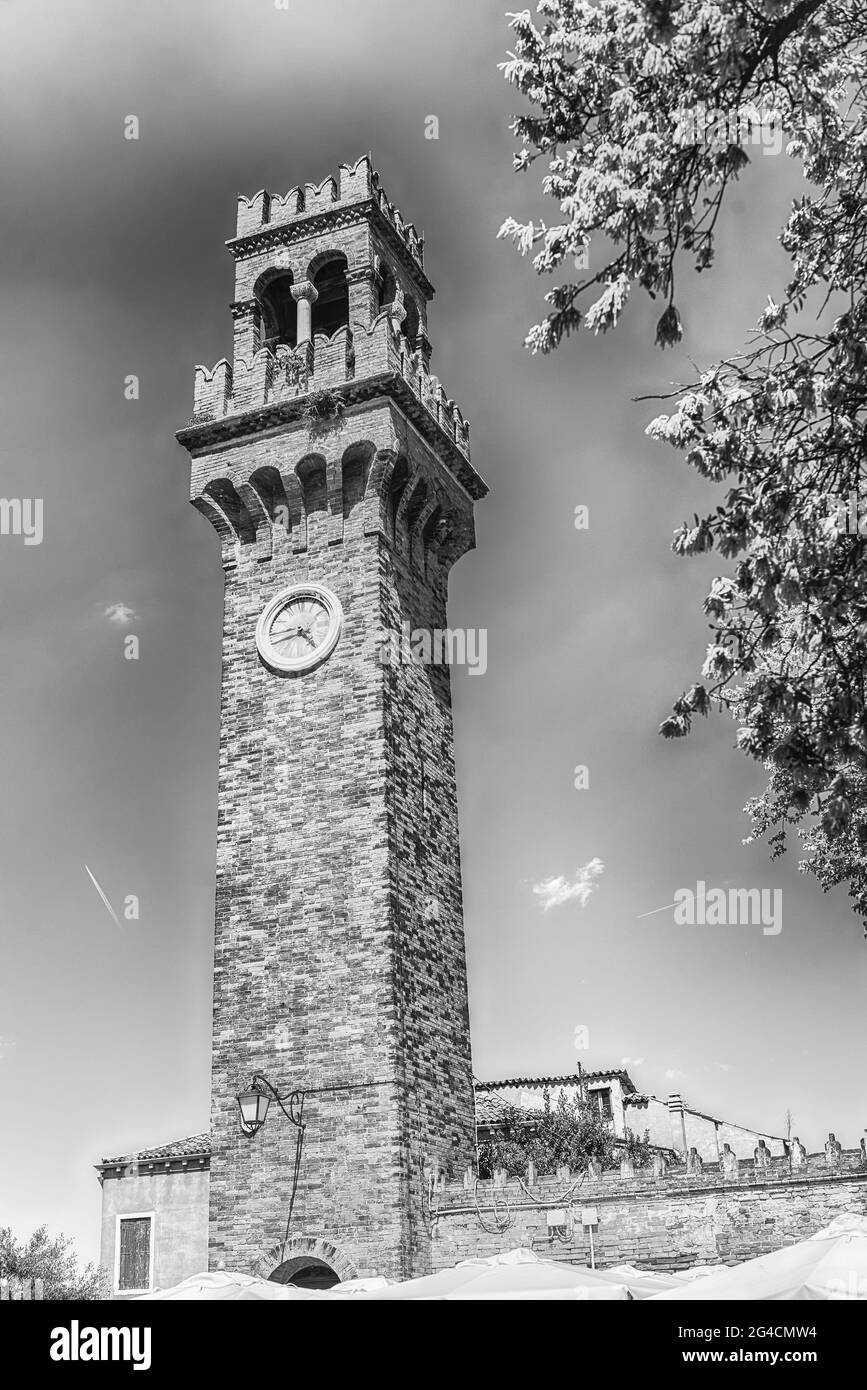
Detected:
left=250, top=1072, right=306, bottom=1130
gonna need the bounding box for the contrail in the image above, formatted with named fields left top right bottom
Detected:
left=85, top=865, right=120, bottom=926
left=636, top=902, right=677, bottom=920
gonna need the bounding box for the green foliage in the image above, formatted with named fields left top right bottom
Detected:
left=0, top=1226, right=109, bottom=1301
left=302, top=387, right=343, bottom=430
left=621, top=1126, right=654, bottom=1167
left=477, top=1088, right=620, bottom=1177
left=501, top=1, right=867, bottom=926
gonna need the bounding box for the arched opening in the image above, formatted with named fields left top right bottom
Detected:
left=377, top=261, right=397, bottom=313
left=403, top=296, right=420, bottom=349
left=259, top=273, right=298, bottom=350
left=311, top=255, right=349, bottom=338
left=269, top=1256, right=340, bottom=1290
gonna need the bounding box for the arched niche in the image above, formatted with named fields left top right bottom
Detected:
left=342, top=441, right=375, bottom=523
left=386, top=454, right=410, bottom=540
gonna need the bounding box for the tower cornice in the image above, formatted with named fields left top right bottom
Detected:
left=176, top=371, right=487, bottom=501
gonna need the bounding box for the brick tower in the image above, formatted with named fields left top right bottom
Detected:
left=177, top=157, right=486, bottom=1283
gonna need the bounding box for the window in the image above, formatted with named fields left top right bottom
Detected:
left=116, top=1214, right=153, bottom=1293
left=592, top=1088, right=613, bottom=1121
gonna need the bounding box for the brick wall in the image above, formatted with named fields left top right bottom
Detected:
left=186, top=403, right=480, bottom=1281
left=431, top=1153, right=867, bottom=1272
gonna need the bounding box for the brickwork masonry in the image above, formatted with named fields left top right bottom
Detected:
left=432, top=1145, right=867, bottom=1272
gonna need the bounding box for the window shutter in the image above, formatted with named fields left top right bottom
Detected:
left=118, top=1217, right=151, bottom=1291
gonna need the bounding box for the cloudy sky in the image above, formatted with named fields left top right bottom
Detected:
left=1, top=0, right=864, bottom=1265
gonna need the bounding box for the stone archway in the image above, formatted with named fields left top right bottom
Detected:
left=270, top=1256, right=340, bottom=1289
left=252, top=1236, right=358, bottom=1289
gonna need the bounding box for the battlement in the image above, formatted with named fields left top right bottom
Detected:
left=431, top=1140, right=867, bottom=1273
left=186, top=314, right=472, bottom=465
left=439, top=1139, right=867, bottom=1207
left=233, top=156, right=425, bottom=269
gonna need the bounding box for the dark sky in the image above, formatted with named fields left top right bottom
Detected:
left=1, top=0, right=864, bottom=1264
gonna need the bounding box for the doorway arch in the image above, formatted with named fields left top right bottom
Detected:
left=253, top=1236, right=358, bottom=1288
left=269, top=1255, right=340, bottom=1289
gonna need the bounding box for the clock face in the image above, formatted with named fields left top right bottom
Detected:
left=255, top=583, right=343, bottom=674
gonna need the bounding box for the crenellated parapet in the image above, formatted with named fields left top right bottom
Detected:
left=431, top=1144, right=867, bottom=1274
left=233, top=156, right=425, bottom=271
left=455, top=1139, right=867, bottom=1203
left=184, top=315, right=477, bottom=494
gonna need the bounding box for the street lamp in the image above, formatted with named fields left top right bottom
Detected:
left=236, top=1084, right=272, bottom=1136
left=235, top=1074, right=305, bottom=1137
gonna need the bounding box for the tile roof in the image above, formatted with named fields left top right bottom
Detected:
left=475, top=1093, right=516, bottom=1125
left=475, top=1069, right=635, bottom=1094
left=100, top=1071, right=637, bottom=1165
left=98, top=1133, right=211, bottom=1167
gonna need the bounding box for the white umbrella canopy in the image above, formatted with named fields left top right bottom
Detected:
left=651, top=1213, right=867, bottom=1301
left=597, top=1263, right=691, bottom=1299
left=362, top=1247, right=631, bottom=1301
left=135, top=1271, right=321, bottom=1301
left=324, top=1276, right=393, bottom=1295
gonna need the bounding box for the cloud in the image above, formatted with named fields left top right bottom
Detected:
left=0, top=1036, right=14, bottom=1061
left=103, top=602, right=138, bottom=625
left=664, top=1067, right=687, bottom=1083
left=532, top=857, right=604, bottom=912
left=620, top=1056, right=645, bottom=1067
left=718, top=1062, right=736, bottom=1073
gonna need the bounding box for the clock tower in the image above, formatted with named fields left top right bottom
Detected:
left=177, top=158, right=486, bottom=1283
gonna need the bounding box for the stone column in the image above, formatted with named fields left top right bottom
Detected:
left=291, top=280, right=319, bottom=343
